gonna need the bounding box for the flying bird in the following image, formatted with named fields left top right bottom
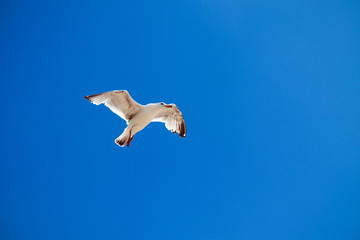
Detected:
left=84, top=90, right=186, bottom=147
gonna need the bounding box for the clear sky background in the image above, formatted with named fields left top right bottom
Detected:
left=1, top=0, right=360, bottom=239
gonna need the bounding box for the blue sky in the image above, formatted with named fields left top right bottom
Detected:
left=1, top=0, right=360, bottom=239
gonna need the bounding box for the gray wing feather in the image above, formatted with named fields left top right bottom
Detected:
left=84, top=90, right=143, bottom=122
left=152, top=105, right=186, bottom=137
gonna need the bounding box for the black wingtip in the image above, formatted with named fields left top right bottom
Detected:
left=179, top=121, right=186, bottom=138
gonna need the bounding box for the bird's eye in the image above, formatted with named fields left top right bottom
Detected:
left=161, top=103, right=164, bottom=105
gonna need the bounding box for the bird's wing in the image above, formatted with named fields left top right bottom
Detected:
left=152, top=105, right=186, bottom=137
left=84, top=90, right=143, bottom=122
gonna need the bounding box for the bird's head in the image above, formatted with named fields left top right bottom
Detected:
left=160, top=102, right=173, bottom=108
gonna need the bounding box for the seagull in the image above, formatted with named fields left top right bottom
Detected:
left=84, top=90, right=186, bottom=147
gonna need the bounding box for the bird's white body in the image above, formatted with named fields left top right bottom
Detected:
left=123, top=104, right=167, bottom=137
left=84, top=90, right=186, bottom=147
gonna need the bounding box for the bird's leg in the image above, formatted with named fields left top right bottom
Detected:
left=127, top=135, right=134, bottom=147
left=127, top=131, right=134, bottom=147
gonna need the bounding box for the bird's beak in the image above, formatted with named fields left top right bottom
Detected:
left=165, top=105, right=173, bottom=108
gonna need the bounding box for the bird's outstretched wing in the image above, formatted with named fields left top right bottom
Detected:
left=84, top=90, right=143, bottom=122
left=152, top=105, right=186, bottom=137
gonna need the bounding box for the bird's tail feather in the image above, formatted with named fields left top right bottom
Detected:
left=115, top=128, right=130, bottom=147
